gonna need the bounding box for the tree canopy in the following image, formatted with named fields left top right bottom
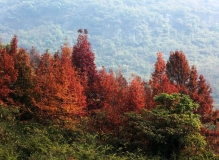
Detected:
left=0, top=31, right=218, bottom=159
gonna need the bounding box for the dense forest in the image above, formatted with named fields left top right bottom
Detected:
left=0, top=32, right=219, bottom=159
left=1, top=0, right=219, bottom=159
left=0, top=0, right=219, bottom=106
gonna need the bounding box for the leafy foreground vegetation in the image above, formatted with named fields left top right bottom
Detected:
left=0, top=32, right=219, bottom=159
left=0, top=105, right=121, bottom=160
left=0, top=96, right=218, bottom=160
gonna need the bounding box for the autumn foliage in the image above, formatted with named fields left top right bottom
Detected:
left=0, top=32, right=218, bottom=157
left=0, top=40, right=18, bottom=104
left=146, top=52, right=178, bottom=109
left=34, top=47, right=86, bottom=120
left=71, top=29, right=98, bottom=112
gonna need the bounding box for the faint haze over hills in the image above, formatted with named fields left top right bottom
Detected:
left=1, top=0, right=219, bottom=106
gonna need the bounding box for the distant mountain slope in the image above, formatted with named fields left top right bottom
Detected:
left=1, top=0, right=219, bottom=106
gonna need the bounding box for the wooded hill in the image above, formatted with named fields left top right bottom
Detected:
left=0, top=0, right=219, bottom=106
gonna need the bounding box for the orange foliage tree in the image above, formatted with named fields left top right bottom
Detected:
left=187, top=65, right=199, bottom=100
left=91, top=67, right=147, bottom=138
left=35, top=48, right=86, bottom=120
left=127, top=75, right=146, bottom=112
left=197, top=75, right=213, bottom=123
left=146, top=52, right=178, bottom=109
left=34, top=52, right=57, bottom=118
left=58, top=43, right=86, bottom=116
left=0, top=47, right=18, bottom=104
left=10, top=48, right=36, bottom=119
left=90, top=67, right=128, bottom=136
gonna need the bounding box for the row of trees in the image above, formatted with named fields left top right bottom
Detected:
left=0, top=31, right=219, bottom=158
left=1, top=0, right=219, bottom=105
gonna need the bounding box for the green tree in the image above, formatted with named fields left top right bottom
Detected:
left=124, top=93, right=211, bottom=159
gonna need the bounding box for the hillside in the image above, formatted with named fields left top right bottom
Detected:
left=0, top=0, right=219, bottom=106
left=0, top=23, right=219, bottom=159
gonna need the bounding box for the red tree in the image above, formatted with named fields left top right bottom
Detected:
left=0, top=48, right=18, bottom=104
left=10, top=48, right=36, bottom=116
left=71, top=29, right=98, bottom=111
left=34, top=52, right=57, bottom=118
left=127, top=75, right=146, bottom=112
left=93, top=67, right=147, bottom=137
left=166, top=51, right=190, bottom=93
left=186, top=65, right=213, bottom=123
left=92, top=67, right=128, bottom=135
left=187, top=65, right=199, bottom=101
left=9, top=35, right=18, bottom=56
left=147, top=52, right=178, bottom=109
left=196, top=75, right=213, bottom=123
left=71, top=29, right=97, bottom=86
left=166, top=52, right=213, bottom=123
left=58, top=44, right=86, bottom=116
left=35, top=47, right=86, bottom=120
